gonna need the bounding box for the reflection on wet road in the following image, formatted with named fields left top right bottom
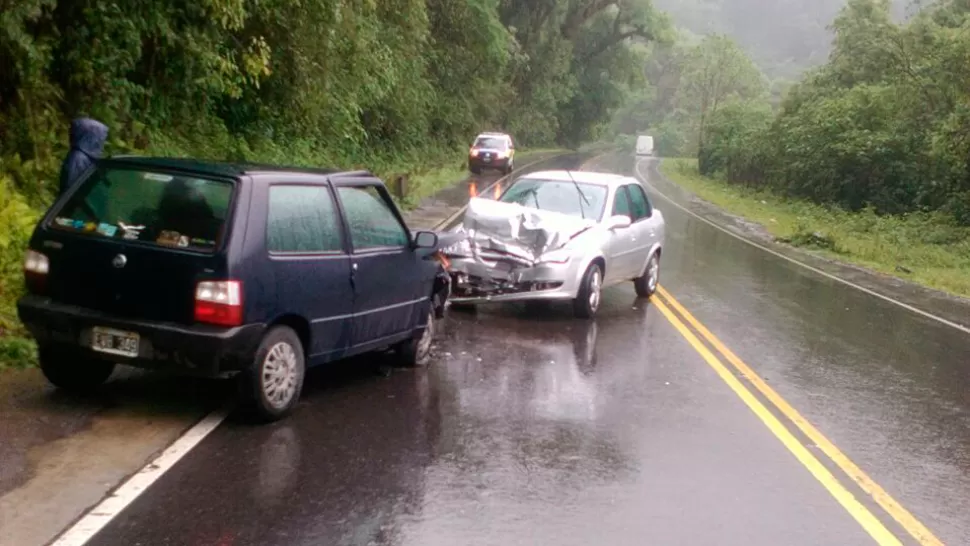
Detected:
left=86, top=301, right=870, bottom=546
left=77, top=154, right=970, bottom=545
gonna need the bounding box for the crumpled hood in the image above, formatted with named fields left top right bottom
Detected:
left=69, top=118, right=109, bottom=157
left=450, top=197, right=595, bottom=263
left=435, top=230, right=467, bottom=250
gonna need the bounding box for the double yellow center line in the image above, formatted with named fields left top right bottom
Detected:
left=652, top=285, right=943, bottom=546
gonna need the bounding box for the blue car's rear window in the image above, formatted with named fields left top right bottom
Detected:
left=51, top=166, right=234, bottom=252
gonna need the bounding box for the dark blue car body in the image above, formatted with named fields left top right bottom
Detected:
left=18, top=157, right=450, bottom=383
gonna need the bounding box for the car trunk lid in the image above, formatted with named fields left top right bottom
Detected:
left=40, top=164, right=236, bottom=325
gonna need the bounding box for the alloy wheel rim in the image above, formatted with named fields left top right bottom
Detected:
left=262, top=342, right=299, bottom=409
left=589, top=269, right=602, bottom=311
left=648, top=256, right=659, bottom=292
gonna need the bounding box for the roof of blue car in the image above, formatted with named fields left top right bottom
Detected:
left=102, top=155, right=372, bottom=179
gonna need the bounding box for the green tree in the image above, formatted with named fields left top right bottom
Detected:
left=676, top=34, right=767, bottom=158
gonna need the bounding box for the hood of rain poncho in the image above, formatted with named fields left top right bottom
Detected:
left=58, top=118, right=109, bottom=195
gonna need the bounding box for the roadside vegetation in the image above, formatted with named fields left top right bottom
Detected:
left=614, top=0, right=970, bottom=298
left=0, top=1, right=671, bottom=369
left=662, top=159, right=970, bottom=298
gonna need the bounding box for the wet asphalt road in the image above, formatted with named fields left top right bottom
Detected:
left=78, top=154, right=970, bottom=545
left=0, top=151, right=581, bottom=546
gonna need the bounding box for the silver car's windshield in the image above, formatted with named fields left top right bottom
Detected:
left=499, top=178, right=607, bottom=220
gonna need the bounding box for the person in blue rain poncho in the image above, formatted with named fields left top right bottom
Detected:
left=58, top=118, right=109, bottom=196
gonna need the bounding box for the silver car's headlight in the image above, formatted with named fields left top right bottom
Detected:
left=538, top=248, right=571, bottom=264
left=441, top=238, right=471, bottom=256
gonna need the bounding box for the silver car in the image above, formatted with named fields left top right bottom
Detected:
left=441, top=170, right=665, bottom=318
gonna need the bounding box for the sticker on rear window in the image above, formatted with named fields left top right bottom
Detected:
left=143, top=173, right=173, bottom=182
left=96, top=223, right=118, bottom=237
left=156, top=230, right=181, bottom=247
left=190, top=237, right=215, bottom=247
left=119, top=222, right=145, bottom=240
left=54, top=217, right=74, bottom=227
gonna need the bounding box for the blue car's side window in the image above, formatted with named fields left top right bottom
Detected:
left=267, top=185, right=343, bottom=253
left=336, top=186, right=409, bottom=251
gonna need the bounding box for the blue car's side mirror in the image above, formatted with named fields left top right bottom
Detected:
left=413, top=231, right=438, bottom=249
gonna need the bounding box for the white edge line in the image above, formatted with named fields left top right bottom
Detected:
left=48, top=407, right=230, bottom=546
left=634, top=158, right=970, bottom=336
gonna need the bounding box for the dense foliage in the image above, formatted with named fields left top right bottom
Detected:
left=611, top=33, right=768, bottom=157
left=1, top=0, right=669, bottom=200
left=0, top=0, right=669, bottom=358
left=617, top=0, right=970, bottom=228
left=699, top=0, right=970, bottom=225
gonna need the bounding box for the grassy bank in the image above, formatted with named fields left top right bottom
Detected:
left=660, top=158, right=970, bottom=298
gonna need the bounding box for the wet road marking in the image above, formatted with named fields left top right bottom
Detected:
left=48, top=407, right=230, bottom=546
left=650, top=294, right=905, bottom=546
left=633, top=159, right=970, bottom=337
left=656, top=286, right=944, bottom=546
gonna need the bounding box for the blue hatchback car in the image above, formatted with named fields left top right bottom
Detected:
left=17, top=157, right=451, bottom=421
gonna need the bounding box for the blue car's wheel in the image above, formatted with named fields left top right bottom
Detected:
left=240, top=325, right=305, bottom=422
left=396, top=308, right=435, bottom=367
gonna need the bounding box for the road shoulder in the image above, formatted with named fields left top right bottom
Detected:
left=594, top=153, right=970, bottom=335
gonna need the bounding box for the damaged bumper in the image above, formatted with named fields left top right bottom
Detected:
left=441, top=197, right=594, bottom=304
left=446, top=257, right=580, bottom=304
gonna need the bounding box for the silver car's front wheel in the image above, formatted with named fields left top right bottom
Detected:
left=573, top=263, right=603, bottom=319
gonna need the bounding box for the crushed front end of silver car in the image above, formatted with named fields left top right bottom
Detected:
left=440, top=197, right=594, bottom=302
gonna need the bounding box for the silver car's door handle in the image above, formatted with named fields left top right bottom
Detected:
left=352, top=263, right=358, bottom=271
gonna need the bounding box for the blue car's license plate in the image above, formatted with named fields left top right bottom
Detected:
left=91, top=327, right=140, bottom=358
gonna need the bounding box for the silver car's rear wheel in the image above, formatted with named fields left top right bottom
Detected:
left=634, top=252, right=660, bottom=298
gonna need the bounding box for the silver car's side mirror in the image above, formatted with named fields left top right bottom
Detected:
left=606, top=215, right=632, bottom=230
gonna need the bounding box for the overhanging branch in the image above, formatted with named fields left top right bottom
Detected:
left=561, top=0, right=618, bottom=40
left=582, top=25, right=653, bottom=62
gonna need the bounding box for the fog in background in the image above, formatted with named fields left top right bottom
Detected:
left=654, top=0, right=914, bottom=78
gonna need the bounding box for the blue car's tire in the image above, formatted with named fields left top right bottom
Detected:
left=239, top=325, right=305, bottom=422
